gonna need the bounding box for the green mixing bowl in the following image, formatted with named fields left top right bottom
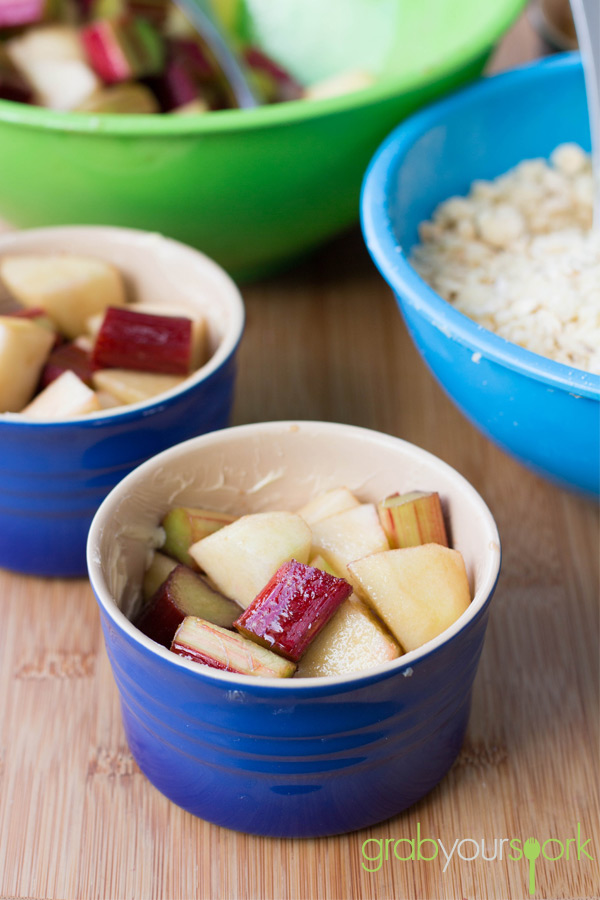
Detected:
left=0, top=0, right=524, bottom=280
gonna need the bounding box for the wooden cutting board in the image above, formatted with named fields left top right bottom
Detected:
left=0, top=15, right=598, bottom=900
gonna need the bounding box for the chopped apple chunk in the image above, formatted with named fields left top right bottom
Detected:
left=171, top=616, right=296, bottom=678
left=296, top=595, right=400, bottom=678
left=162, top=506, right=236, bottom=569
left=378, top=491, right=448, bottom=548
left=0, top=254, right=126, bottom=338
left=348, top=545, right=471, bottom=652
left=21, top=370, right=101, bottom=419
left=297, top=486, right=360, bottom=525
left=6, top=25, right=101, bottom=110
left=234, top=560, right=352, bottom=662
left=310, top=503, right=388, bottom=598
left=0, top=316, right=55, bottom=412
left=136, top=564, right=241, bottom=647
left=189, top=512, right=312, bottom=608
left=91, top=368, right=186, bottom=404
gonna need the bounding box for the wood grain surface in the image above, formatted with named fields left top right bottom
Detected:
left=0, top=14, right=598, bottom=900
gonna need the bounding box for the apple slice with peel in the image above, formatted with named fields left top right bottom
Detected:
left=136, top=564, right=241, bottom=647
left=91, top=369, right=186, bottom=404
left=378, top=491, right=448, bottom=549
left=190, top=512, right=312, bottom=609
left=142, top=550, right=178, bottom=601
left=234, top=560, right=352, bottom=662
left=171, top=616, right=296, bottom=678
left=0, top=254, right=126, bottom=339
left=7, top=306, right=59, bottom=336
left=21, top=370, right=101, bottom=420
left=296, top=595, right=400, bottom=678
left=348, top=545, right=471, bottom=652
left=161, top=506, right=236, bottom=569
left=0, top=316, right=55, bottom=412
left=310, top=504, right=388, bottom=598
left=297, top=486, right=359, bottom=526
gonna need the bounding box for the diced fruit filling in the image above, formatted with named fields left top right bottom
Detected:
left=133, top=486, right=473, bottom=679
left=0, top=252, right=211, bottom=418
left=0, top=2, right=375, bottom=115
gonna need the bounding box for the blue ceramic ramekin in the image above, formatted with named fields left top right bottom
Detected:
left=87, top=421, right=501, bottom=837
left=0, top=226, right=244, bottom=577
left=361, top=54, right=600, bottom=496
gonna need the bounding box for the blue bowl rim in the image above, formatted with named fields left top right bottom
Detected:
left=361, top=52, right=600, bottom=401
left=0, top=225, right=246, bottom=429
left=87, top=420, right=502, bottom=696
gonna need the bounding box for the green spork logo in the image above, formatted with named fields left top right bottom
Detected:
left=361, top=822, right=595, bottom=897
left=523, top=837, right=541, bottom=895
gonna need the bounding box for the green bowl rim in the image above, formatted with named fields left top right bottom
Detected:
left=0, top=0, right=526, bottom=136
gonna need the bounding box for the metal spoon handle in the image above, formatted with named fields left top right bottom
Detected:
left=570, top=0, right=600, bottom=225
left=173, top=0, right=261, bottom=109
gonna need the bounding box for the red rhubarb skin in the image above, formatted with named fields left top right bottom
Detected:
left=135, top=581, right=187, bottom=648
left=92, top=306, right=193, bottom=375
left=0, top=0, right=46, bottom=28
left=234, top=560, right=352, bottom=662
left=244, top=47, right=303, bottom=101
left=40, top=342, right=95, bottom=389
left=81, top=20, right=131, bottom=83
left=147, top=56, right=199, bottom=112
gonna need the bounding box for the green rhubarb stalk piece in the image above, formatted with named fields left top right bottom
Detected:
left=377, top=491, right=448, bottom=549
left=171, top=616, right=296, bottom=678
left=136, top=564, right=241, bottom=647
left=161, top=506, right=236, bottom=568
left=142, top=550, right=178, bottom=600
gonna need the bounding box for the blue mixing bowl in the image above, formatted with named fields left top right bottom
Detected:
left=361, top=54, right=600, bottom=495
left=0, top=227, right=244, bottom=577
left=87, top=421, right=501, bottom=837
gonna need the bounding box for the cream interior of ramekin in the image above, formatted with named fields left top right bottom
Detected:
left=88, top=421, right=501, bottom=685
left=0, top=226, right=244, bottom=420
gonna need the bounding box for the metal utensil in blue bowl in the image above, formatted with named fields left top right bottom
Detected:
left=361, top=54, right=600, bottom=496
